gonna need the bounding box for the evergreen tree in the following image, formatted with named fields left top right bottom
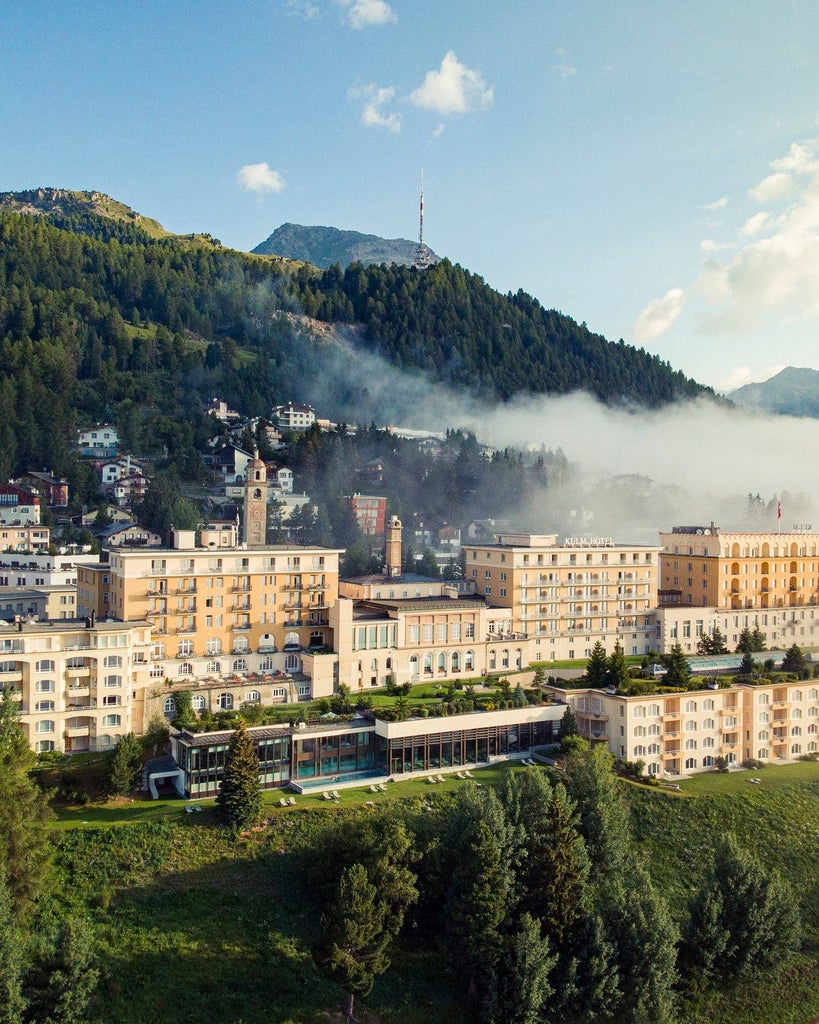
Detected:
left=560, top=705, right=579, bottom=739
left=0, top=690, right=52, bottom=917
left=739, top=650, right=756, bottom=675
left=484, top=913, right=555, bottom=1024
left=604, top=872, right=678, bottom=1024
left=563, top=744, right=631, bottom=875
left=697, top=625, right=728, bottom=656
left=662, top=642, right=691, bottom=688
left=318, top=863, right=395, bottom=1024
left=750, top=625, right=767, bottom=652
left=216, top=721, right=261, bottom=834
left=32, top=916, right=99, bottom=1024
left=585, top=641, right=609, bottom=688
left=736, top=626, right=753, bottom=654
left=0, top=876, right=25, bottom=1024
left=109, top=732, right=143, bottom=796
left=683, top=834, right=801, bottom=982
left=606, top=642, right=630, bottom=691
left=781, top=643, right=807, bottom=675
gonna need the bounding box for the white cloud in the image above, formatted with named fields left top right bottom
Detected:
left=429, top=123, right=444, bottom=142
left=286, top=0, right=319, bottom=19
left=236, top=163, right=286, bottom=194
left=749, top=171, right=794, bottom=203
left=772, top=140, right=819, bottom=176
left=700, top=239, right=734, bottom=254
left=338, top=0, right=396, bottom=29
left=410, top=51, right=494, bottom=116
left=553, top=63, right=577, bottom=79
left=706, top=196, right=728, bottom=211
left=348, top=83, right=400, bottom=132
left=740, top=211, right=774, bottom=237
left=632, top=288, right=686, bottom=343
left=715, top=364, right=786, bottom=393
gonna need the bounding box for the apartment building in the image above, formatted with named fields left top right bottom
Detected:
left=0, top=616, right=153, bottom=754
left=657, top=525, right=819, bottom=652
left=76, top=529, right=342, bottom=702
left=558, top=676, right=819, bottom=776
left=462, top=533, right=659, bottom=661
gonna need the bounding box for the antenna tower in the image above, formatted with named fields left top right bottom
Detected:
left=412, top=171, right=433, bottom=270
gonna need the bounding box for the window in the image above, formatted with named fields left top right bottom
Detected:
left=35, top=720, right=55, bottom=733
left=178, top=662, right=193, bottom=677
left=233, top=658, right=248, bottom=672
left=164, top=697, right=176, bottom=714
left=35, top=679, right=55, bottom=693
left=685, top=700, right=697, bottom=713
left=409, top=625, right=420, bottom=643
left=633, top=706, right=646, bottom=718
left=217, top=692, right=233, bottom=710
left=192, top=695, right=206, bottom=711
left=464, top=650, right=474, bottom=671
left=35, top=700, right=54, bottom=712
left=437, top=623, right=447, bottom=642
left=423, top=624, right=433, bottom=643
left=702, top=736, right=715, bottom=748
left=685, top=738, right=697, bottom=750
left=684, top=757, right=697, bottom=770
left=634, top=725, right=646, bottom=737
left=104, top=674, right=122, bottom=688
left=206, top=638, right=222, bottom=655
left=102, top=714, right=121, bottom=728
left=102, top=694, right=121, bottom=707
left=685, top=720, right=697, bottom=732
left=244, top=690, right=261, bottom=704
left=465, top=623, right=475, bottom=639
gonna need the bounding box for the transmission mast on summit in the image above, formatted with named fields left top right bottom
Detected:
left=412, top=171, right=433, bottom=270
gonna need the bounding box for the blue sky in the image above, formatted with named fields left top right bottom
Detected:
left=2, top=0, right=819, bottom=391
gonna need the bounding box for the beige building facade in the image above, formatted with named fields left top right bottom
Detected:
left=557, top=677, right=819, bottom=776
left=462, top=533, right=659, bottom=661
left=0, top=617, right=153, bottom=754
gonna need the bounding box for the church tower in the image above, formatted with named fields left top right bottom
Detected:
left=243, top=449, right=268, bottom=547
left=385, top=515, right=403, bottom=577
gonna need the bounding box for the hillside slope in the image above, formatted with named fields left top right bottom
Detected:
left=252, top=221, right=440, bottom=268
left=730, top=366, right=819, bottom=417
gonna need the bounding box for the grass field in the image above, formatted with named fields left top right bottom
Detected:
left=49, top=759, right=819, bottom=1024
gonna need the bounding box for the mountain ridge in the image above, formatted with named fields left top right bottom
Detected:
left=252, top=222, right=439, bottom=269
left=729, top=366, right=819, bottom=417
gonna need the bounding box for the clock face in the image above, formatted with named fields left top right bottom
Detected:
left=250, top=506, right=264, bottom=520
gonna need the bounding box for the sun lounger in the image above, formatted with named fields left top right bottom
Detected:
left=288, top=796, right=297, bottom=806
left=185, top=805, right=194, bottom=814
left=378, top=783, right=387, bottom=792
left=323, top=791, right=333, bottom=801
left=428, top=776, right=437, bottom=784
left=437, top=774, right=445, bottom=783
left=464, top=770, right=474, bottom=778
left=331, top=790, right=341, bottom=800
left=370, top=784, right=379, bottom=793
left=280, top=797, right=288, bottom=807
left=194, top=805, right=202, bottom=811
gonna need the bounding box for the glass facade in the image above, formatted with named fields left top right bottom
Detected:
left=376, top=719, right=555, bottom=775
left=177, top=733, right=291, bottom=796
left=293, top=730, right=374, bottom=780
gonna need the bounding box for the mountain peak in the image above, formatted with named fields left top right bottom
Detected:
left=252, top=222, right=440, bottom=269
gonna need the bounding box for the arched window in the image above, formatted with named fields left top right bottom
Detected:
left=192, top=694, right=206, bottom=711
left=35, top=700, right=54, bottom=712
left=685, top=720, right=697, bottom=732
left=791, top=725, right=802, bottom=736
left=451, top=651, right=461, bottom=672
left=702, top=736, right=715, bottom=748
left=164, top=697, right=176, bottom=715
left=792, top=708, right=802, bottom=719
left=633, top=706, right=646, bottom=718
left=36, top=659, right=55, bottom=672
left=285, top=653, right=300, bottom=672
left=102, top=714, right=121, bottom=728
left=178, top=662, right=193, bottom=676
left=634, top=725, right=646, bottom=737
left=233, top=636, right=250, bottom=654
left=648, top=762, right=659, bottom=775
left=423, top=653, right=433, bottom=675
left=437, top=652, right=447, bottom=673
left=259, top=656, right=274, bottom=672
left=207, top=660, right=222, bottom=675
left=685, top=738, right=697, bottom=750
left=793, top=690, right=803, bottom=701
left=104, top=655, right=123, bottom=667
left=702, top=699, right=714, bottom=711
left=808, top=723, right=817, bottom=734
left=284, top=632, right=300, bottom=649
left=244, top=690, right=261, bottom=704
left=206, top=638, right=222, bottom=655
left=702, top=755, right=714, bottom=768
left=703, top=717, right=716, bottom=730
left=808, top=741, right=818, bottom=753
left=489, top=651, right=497, bottom=670
left=648, top=704, right=661, bottom=716
left=35, top=720, right=55, bottom=733
left=465, top=650, right=474, bottom=671
left=501, top=649, right=509, bottom=668
left=758, top=712, right=769, bottom=724
left=808, top=688, right=818, bottom=700
left=757, top=693, right=770, bottom=705
left=35, top=679, right=55, bottom=693
left=217, top=692, right=233, bottom=710
left=233, top=658, right=248, bottom=672
left=104, top=675, right=122, bottom=688
left=791, top=743, right=802, bottom=755
left=684, top=757, right=697, bottom=770
left=648, top=724, right=660, bottom=736
left=35, top=740, right=55, bottom=753
left=648, top=743, right=660, bottom=755
left=634, top=745, right=646, bottom=756
left=685, top=700, right=697, bottom=713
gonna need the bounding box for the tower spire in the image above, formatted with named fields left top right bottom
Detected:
left=413, top=171, right=433, bottom=270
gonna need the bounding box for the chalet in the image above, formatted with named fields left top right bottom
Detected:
left=97, top=523, right=163, bottom=549
left=272, top=402, right=315, bottom=434
left=16, top=471, right=69, bottom=508
left=266, top=461, right=294, bottom=494
left=212, top=444, right=252, bottom=485
left=75, top=424, right=119, bottom=457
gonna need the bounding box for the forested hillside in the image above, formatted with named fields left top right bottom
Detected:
left=0, top=197, right=709, bottom=486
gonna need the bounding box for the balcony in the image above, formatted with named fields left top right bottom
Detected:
left=65, top=724, right=91, bottom=738
left=66, top=665, right=91, bottom=678
left=233, top=624, right=251, bottom=631
left=0, top=667, right=23, bottom=682
left=68, top=684, right=91, bottom=698
left=176, top=586, right=197, bottom=595
left=231, top=647, right=251, bottom=655
left=232, top=584, right=251, bottom=593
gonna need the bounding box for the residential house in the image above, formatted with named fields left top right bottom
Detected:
left=75, top=424, right=119, bottom=458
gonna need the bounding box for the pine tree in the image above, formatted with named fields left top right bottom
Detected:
left=606, top=642, right=630, bottom=690
left=560, top=704, right=579, bottom=739
left=736, top=626, right=753, bottom=654
left=484, top=913, right=555, bottom=1024
left=563, top=744, right=631, bottom=875
left=782, top=643, right=807, bottom=675
left=319, top=863, right=394, bottom=1024
left=216, top=720, right=261, bottom=834
left=109, top=732, right=143, bottom=796
left=662, top=643, right=691, bottom=688
left=35, top=916, right=99, bottom=1024
left=585, top=640, right=609, bottom=688
left=0, top=876, right=25, bottom=1024
left=684, top=834, right=801, bottom=982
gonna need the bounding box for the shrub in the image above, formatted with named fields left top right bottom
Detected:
left=742, top=758, right=765, bottom=770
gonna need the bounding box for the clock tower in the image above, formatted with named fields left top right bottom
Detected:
left=243, top=449, right=268, bottom=547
